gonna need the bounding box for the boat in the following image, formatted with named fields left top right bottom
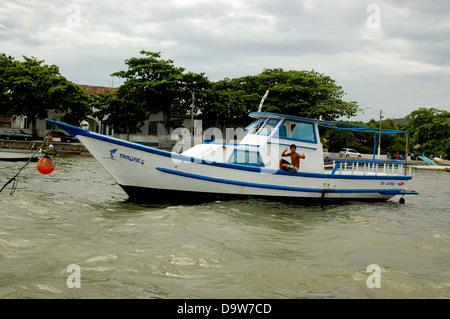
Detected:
left=56, top=150, right=83, bottom=155
left=41, top=148, right=83, bottom=156
left=45, top=112, right=418, bottom=203
left=0, top=149, right=39, bottom=162
left=419, top=156, right=437, bottom=166
left=433, top=157, right=450, bottom=166
left=412, top=156, right=450, bottom=171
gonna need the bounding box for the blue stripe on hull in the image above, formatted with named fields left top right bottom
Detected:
left=155, top=167, right=413, bottom=196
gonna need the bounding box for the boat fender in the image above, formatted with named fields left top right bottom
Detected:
left=37, top=154, right=56, bottom=174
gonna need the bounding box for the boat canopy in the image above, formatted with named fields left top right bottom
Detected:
left=245, top=112, right=318, bottom=144
left=245, top=112, right=410, bottom=161
left=248, top=112, right=408, bottom=135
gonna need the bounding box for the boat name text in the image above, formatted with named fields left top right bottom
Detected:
left=119, top=153, right=145, bottom=165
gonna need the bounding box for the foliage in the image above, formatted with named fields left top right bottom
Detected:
left=321, top=108, right=450, bottom=159
left=0, top=53, right=90, bottom=136
left=96, top=89, right=147, bottom=139
left=100, top=51, right=211, bottom=135
left=405, top=108, right=450, bottom=158
left=0, top=53, right=16, bottom=113
left=321, top=117, right=410, bottom=156
left=200, top=68, right=359, bottom=129
left=367, top=118, right=406, bottom=154
left=200, top=78, right=259, bottom=130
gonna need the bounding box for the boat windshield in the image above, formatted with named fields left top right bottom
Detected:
left=244, top=117, right=267, bottom=134
left=274, top=119, right=317, bottom=143
left=257, top=118, right=280, bottom=136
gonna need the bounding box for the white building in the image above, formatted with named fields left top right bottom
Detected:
left=1, top=84, right=196, bottom=147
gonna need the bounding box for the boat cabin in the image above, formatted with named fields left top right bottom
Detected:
left=182, top=112, right=325, bottom=173
left=181, top=111, right=412, bottom=178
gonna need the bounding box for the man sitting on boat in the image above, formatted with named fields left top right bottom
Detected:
left=280, top=144, right=305, bottom=173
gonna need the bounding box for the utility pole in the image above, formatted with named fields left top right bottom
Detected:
left=364, top=107, right=383, bottom=159
left=378, top=109, right=382, bottom=159
left=190, top=90, right=195, bottom=136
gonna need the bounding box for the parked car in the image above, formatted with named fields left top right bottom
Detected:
left=339, top=148, right=362, bottom=158
left=46, top=131, right=78, bottom=143
left=0, top=129, right=33, bottom=141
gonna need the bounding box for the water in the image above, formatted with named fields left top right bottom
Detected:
left=0, top=155, right=449, bottom=299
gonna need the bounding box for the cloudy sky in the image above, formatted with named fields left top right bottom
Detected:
left=1, top=0, right=449, bottom=121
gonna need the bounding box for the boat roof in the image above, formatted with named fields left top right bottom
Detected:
left=249, top=111, right=330, bottom=124
left=249, top=112, right=408, bottom=134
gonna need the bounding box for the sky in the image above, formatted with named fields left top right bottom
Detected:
left=1, top=0, right=449, bottom=122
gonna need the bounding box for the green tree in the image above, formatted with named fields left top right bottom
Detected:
left=0, top=53, right=16, bottom=114
left=105, top=51, right=210, bottom=135
left=201, top=78, right=259, bottom=131
left=201, top=68, right=359, bottom=129
left=96, top=89, right=147, bottom=141
left=251, top=69, right=359, bottom=120
left=174, top=71, right=211, bottom=132
left=320, top=117, right=410, bottom=156
left=366, top=118, right=406, bottom=154
left=405, top=108, right=450, bottom=158
left=1, top=54, right=90, bottom=136
left=320, top=125, right=360, bottom=153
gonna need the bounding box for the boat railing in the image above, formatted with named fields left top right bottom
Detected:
left=330, top=159, right=412, bottom=176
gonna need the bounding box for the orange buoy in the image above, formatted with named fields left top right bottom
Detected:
left=37, top=154, right=55, bottom=174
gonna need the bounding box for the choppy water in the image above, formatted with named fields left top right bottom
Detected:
left=0, top=155, right=448, bottom=299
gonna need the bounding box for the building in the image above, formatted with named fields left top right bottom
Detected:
left=0, top=115, right=13, bottom=128
left=1, top=84, right=196, bottom=147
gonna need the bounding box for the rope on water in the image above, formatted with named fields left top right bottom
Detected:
left=0, top=125, right=55, bottom=195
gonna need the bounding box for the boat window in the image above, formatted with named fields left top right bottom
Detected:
left=244, top=118, right=266, bottom=134
left=228, top=149, right=264, bottom=167
left=275, top=120, right=316, bottom=143
left=278, top=125, right=287, bottom=137
left=257, top=118, right=279, bottom=136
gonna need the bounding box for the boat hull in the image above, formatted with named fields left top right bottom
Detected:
left=46, top=119, right=416, bottom=204
left=118, top=185, right=399, bottom=204
left=0, top=149, right=38, bottom=162
left=76, top=133, right=412, bottom=203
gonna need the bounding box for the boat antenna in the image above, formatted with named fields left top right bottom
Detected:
left=258, top=89, right=269, bottom=112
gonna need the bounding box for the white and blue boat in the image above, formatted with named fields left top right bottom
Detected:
left=46, top=112, right=417, bottom=203
left=0, top=149, right=39, bottom=162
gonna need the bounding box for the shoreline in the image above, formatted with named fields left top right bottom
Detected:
left=0, top=139, right=89, bottom=154
left=3, top=139, right=448, bottom=171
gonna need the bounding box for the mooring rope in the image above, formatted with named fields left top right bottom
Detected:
left=0, top=125, right=55, bottom=195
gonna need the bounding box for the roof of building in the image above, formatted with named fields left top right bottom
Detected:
left=0, top=115, right=13, bottom=123
left=78, top=84, right=118, bottom=95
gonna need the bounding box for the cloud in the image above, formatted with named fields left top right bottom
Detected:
left=0, top=0, right=448, bottom=120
